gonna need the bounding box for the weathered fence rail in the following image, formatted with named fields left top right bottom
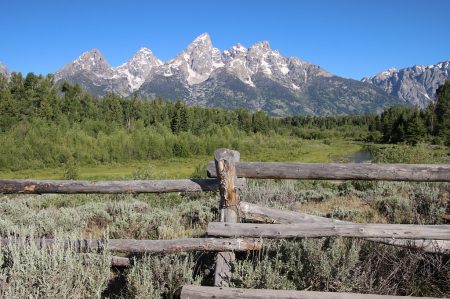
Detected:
left=208, top=222, right=450, bottom=240
left=239, top=201, right=450, bottom=253
left=180, top=285, right=442, bottom=299
left=1, top=237, right=262, bottom=253
left=0, top=178, right=246, bottom=194
left=207, top=161, right=450, bottom=181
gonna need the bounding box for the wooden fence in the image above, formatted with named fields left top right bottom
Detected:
left=1, top=148, right=449, bottom=298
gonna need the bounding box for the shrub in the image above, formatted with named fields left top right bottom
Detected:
left=173, top=139, right=191, bottom=158
left=126, top=253, right=201, bottom=299
left=60, top=156, right=79, bottom=180
left=331, top=206, right=361, bottom=221
left=232, top=238, right=361, bottom=292
left=0, top=231, right=111, bottom=298
left=190, top=162, right=208, bottom=179
left=373, top=144, right=437, bottom=164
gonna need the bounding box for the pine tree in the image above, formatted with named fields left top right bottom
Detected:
left=179, top=102, right=189, bottom=132
left=405, top=105, right=426, bottom=145
left=434, top=80, right=450, bottom=143
left=110, top=99, right=123, bottom=124
left=424, top=100, right=435, bottom=134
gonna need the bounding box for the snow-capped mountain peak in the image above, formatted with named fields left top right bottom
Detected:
left=64, top=49, right=111, bottom=75
left=154, top=33, right=225, bottom=85
left=55, top=47, right=163, bottom=96
left=362, top=61, right=450, bottom=108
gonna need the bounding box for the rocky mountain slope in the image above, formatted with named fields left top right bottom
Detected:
left=55, top=33, right=406, bottom=116
left=362, top=61, right=450, bottom=109
left=0, top=62, right=10, bottom=78
left=55, top=48, right=163, bottom=97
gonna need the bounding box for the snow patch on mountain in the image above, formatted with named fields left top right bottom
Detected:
left=55, top=32, right=341, bottom=112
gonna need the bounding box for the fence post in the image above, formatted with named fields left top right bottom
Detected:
left=213, top=148, right=240, bottom=287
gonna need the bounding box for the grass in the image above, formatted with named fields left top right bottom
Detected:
left=0, top=139, right=363, bottom=180
left=0, top=157, right=211, bottom=180
left=2, top=177, right=449, bottom=298
left=1, top=143, right=449, bottom=298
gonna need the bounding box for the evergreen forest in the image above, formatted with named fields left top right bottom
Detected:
left=0, top=71, right=449, bottom=173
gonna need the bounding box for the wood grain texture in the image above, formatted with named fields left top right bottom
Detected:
left=0, top=178, right=246, bottom=194
left=1, top=238, right=263, bottom=253
left=239, top=201, right=450, bottom=253
left=207, top=161, right=450, bottom=182
left=214, top=148, right=241, bottom=287
left=110, top=256, right=130, bottom=267
left=239, top=201, right=344, bottom=224
left=214, top=148, right=241, bottom=223
left=180, top=285, right=442, bottom=299
left=208, top=222, right=450, bottom=240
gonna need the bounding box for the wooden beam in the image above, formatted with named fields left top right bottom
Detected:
left=207, top=161, right=450, bottom=182
left=239, top=201, right=344, bottom=224
left=111, top=256, right=130, bottom=267
left=208, top=222, right=450, bottom=240
left=0, top=178, right=246, bottom=194
left=1, top=238, right=263, bottom=253
left=214, top=148, right=241, bottom=287
left=180, top=285, right=442, bottom=299
left=239, top=201, right=450, bottom=253
left=85, top=255, right=130, bottom=267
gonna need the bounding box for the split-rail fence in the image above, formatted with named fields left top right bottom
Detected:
left=1, top=148, right=450, bottom=299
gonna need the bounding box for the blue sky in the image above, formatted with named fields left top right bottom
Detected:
left=2, top=0, right=449, bottom=80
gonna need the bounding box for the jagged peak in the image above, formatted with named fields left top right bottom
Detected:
left=136, top=47, right=153, bottom=55
left=116, top=47, right=163, bottom=69
left=184, top=33, right=214, bottom=57
left=194, top=32, right=211, bottom=42
left=75, top=48, right=106, bottom=61
left=232, top=43, right=247, bottom=52
left=249, top=40, right=272, bottom=52
left=188, top=33, right=212, bottom=48
left=67, top=48, right=111, bottom=71
left=223, top=43, right=248, bottom=57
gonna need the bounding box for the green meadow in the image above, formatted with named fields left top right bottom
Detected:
left=0, top=139, right=364, bottom=180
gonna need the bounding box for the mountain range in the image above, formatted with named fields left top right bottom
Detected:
left=3, top=33, right=450, bottom=116
left=362, top=61, right=450, bottom=109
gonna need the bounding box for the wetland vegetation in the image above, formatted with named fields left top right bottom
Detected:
left=1, top=75, right=450, bottom=298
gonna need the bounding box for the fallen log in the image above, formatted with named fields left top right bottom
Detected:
left=1, top=237, right=263, bottom=253
left=207, top=161, right=450, bottom=182
left=0, top=178, right=246, bottom=194
left=180, top=285, right=442, bottom=299
left=239, top=201, right=450, bottom=253
left=208, top=222, right=450, bottom=240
